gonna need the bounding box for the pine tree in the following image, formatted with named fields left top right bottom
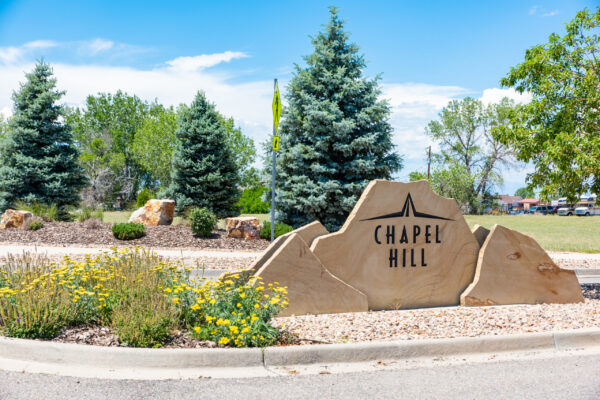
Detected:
left=273, top=7, right=403, bottom=230
left=168, top=91, right=240, bottom=217
left=0, top=61, right=87, bottom=215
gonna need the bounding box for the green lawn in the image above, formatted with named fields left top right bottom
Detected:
left=464, top=215, right=600, bottom=253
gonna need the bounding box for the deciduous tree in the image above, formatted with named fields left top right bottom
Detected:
left=498, top=7, right=600, bottom=201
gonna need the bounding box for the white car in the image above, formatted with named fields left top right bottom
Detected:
left=557, top=206, right=574, bottom=216
left=574, top=203, right=600, bottom=216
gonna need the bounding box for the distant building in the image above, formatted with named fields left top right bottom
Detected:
left=498, top=195, right=522, bottom=212
left=517, top=198, right=540, bottom=211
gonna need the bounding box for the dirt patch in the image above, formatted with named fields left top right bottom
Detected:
left=0, top=222, right=270, bottom=251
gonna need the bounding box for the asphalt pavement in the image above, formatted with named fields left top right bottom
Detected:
left=1, top=348, right=599, bottom=400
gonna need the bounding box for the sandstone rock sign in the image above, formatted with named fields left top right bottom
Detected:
left=129, top=199, right=175, bottom=226
left=312, top=180, right=479, bottom=310
left=234, top=179, right=583, bottom=316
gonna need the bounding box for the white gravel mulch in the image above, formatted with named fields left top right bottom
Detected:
left=274, top=286, right=600, bottom=344
left=547, top=252, right=600, bottom=270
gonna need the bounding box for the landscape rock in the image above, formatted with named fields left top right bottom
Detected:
left=253, top=233, right=368, bottom=316
left=311, top=179, right=480, bottom=310
left=471, top=224, right=490, bottom=248
left=225, top=217, right=261, bottom=240
left=460, top=224, right=584, bottom=306
left=0, top=209, right=33, bottom=229
left=128, top=199, right=175, bottom=226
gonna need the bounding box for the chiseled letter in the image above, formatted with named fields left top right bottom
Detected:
left=374, top=225, right=382, bottom=244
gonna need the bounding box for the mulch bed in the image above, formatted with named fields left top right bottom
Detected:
left=0, top=221, right=270, bottom=251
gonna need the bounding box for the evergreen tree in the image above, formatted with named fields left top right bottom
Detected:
left=0, top=61, right=87, bottom=215
left=168, top=91, right=240, bottom=217
left=273, top=7, right=403, bottom=230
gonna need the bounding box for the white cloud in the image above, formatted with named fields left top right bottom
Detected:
left=542, top=10, right=559, bottom=17
left=382, top=83, right=471, bottom=167
left=0, top=40, right=58, bottom=64
left=85, top=39, right=114, bottom=55
left=166, top=51, right=249, bottom=72
left=529, top=5, right=538, bottom=15
left=480, top=87, right=532, bottom=105
left=0, top=59, right=274, bottom=150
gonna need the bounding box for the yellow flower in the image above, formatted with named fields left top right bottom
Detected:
left=236, top=303, right=241, bottom=307
left=254, top=304, right=259, bottom=309
left=241, top=327, right=250, bottom=334
left=194, top=326, right=201, bottom=333
left=219, top=337, right=230, bottom=345
left=229, top=326, right=239, bottom=334
left=191, top=303, right=200, bottom=310
left=239, top=293, right=246, bottom=298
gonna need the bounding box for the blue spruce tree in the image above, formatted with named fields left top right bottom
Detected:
left=0, top=61, right=87, bottom=216
left=168, top=91, right=240, bottom=217
left=274, top=7, right=403, bottom=230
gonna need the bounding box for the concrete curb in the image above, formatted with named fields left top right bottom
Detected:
left=1, top=328, right=599, bottom=379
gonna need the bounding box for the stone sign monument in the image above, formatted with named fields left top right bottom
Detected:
left=228, top=179, right=583, bottom=316
left=311, top=180, right=479, bottom=310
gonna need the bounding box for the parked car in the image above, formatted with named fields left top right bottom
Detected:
left=550, top=205, right=561, bottom=214
left=527, top=205, right=552, bottom=215
left=535, top=205, right=554, bottom=215
left=557, top=205, right=575, bottom=216
left=574, top=203, right=600, bottom=216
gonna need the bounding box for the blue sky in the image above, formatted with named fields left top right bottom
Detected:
left=0, top=0, right=597, bottom=194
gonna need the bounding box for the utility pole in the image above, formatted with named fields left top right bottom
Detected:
left=427, top=145, right=432, bottom=180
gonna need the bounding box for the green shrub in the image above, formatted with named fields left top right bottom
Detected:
left=27, top=220, right=44, bottom=231
left=92, top=209, right=104, bottom=221
left=189, top=207, right=216, bottom=237
left=136, top=188, right=155, bottom=208
left=76, top=206, right=92, bottom=222
left=111, top=291, right=175, bottom=348
left=260, top=222, right=293, bottom=239
left=236, top=185, right=270, bottom=214
left=112, top=222, right=146, bottom=240
left=15, top=201, right=58, bottom=222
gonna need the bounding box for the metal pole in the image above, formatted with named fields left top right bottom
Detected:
left=427, top=145, right=431, bottom=180
left=271, top=79, right=277, bottom=242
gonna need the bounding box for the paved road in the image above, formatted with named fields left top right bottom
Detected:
left=1, top=350, right=599, bottom=399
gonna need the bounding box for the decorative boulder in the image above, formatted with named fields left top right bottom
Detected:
left=128, top=199, right=175, bottom=226
left=460, top=224, right=584, bottom=306
left=0, top=209, right=33, bottom=229
left=252, top=233, right=368, bottom=316
left=225, top=217, right=261, bottom=240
